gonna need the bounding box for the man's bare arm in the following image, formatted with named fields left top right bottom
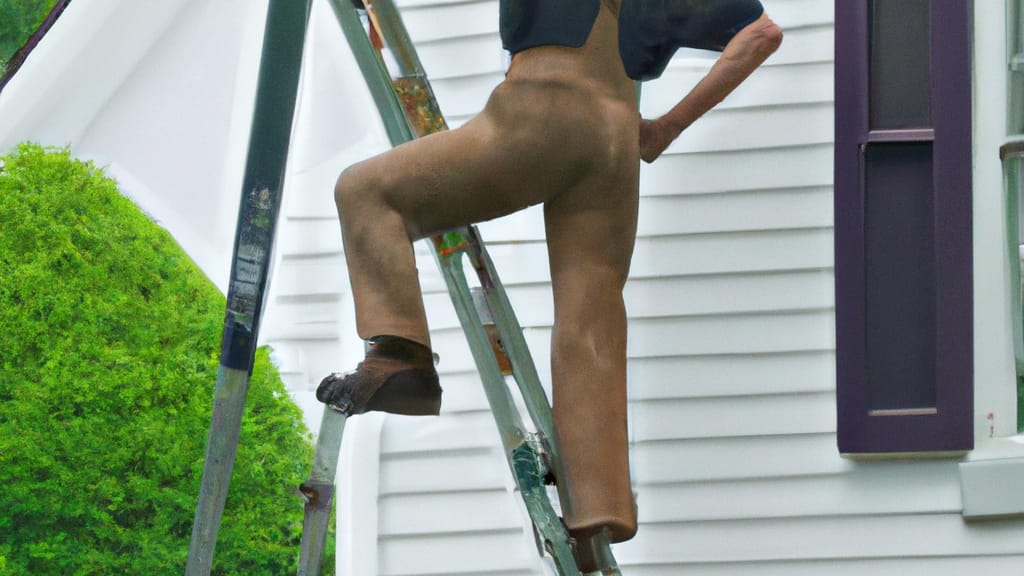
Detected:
left=639, top=12, right=783, bottom=163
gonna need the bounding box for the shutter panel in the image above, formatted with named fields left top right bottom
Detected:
left=834, top=0, right=973, bottom=454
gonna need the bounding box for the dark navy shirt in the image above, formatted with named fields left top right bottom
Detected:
left=499, top=0, right=765, bottom=81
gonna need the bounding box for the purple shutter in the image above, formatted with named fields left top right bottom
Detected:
left=835, top=0, right=974, bottom=454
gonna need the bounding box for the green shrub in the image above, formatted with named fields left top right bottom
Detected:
left=0, top=144, right=323, bottom=574
left=0, top=0, right=58, bottom=73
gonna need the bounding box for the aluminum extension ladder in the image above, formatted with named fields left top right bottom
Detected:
left=185, top=0, right=622, bottom=574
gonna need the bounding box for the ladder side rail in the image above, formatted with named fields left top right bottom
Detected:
left=299, top=4, right=408, bottom=573
left=437, top=249, right=531, bottom=450
left=297, top=410, right=347, bottom=575
left=366, top=0, right=424, bottom=79
left=464, top=228, right=559, bottom=454
left=327, top=0, right=416, bottom=145
left=465, top=230, right=598, bottom=575
left=186, top=1, right=312, bottom=574
left=440, top=247, right=582, bottom=576
left=512, top=438, right=581, bottom=574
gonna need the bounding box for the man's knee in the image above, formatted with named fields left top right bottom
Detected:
left=334, top=162, right=365, bottom=215
left=335, top=160, right=396, bottom=227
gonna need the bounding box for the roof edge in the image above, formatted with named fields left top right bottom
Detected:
left=0, top=0, right=74, bottom=94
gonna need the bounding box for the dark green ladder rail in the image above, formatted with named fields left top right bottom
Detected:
left=185, top=1, right=313, bottom=574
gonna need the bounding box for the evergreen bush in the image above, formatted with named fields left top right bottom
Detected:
left=0, top=144, right=321, bottom=574
left=0, top=0, right=58, bottom=73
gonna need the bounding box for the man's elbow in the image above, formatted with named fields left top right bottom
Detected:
left=752, top=15, right=784, bottom=58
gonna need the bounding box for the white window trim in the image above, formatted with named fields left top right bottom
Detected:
left=958, top=1, right=1024, bottom=521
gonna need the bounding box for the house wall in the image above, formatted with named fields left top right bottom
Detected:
left=349, top=0, right=1024, bottom=574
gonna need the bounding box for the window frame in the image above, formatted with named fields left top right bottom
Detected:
left=1010, top=0, right=1024, bottom=135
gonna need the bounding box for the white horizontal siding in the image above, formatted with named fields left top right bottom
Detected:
left=639, top=143, right=833, bottom=196
left=379, top=530, right=541, bottom=576
left=381, top=447, right=510, bottom=493
left=631, top=391, right=837, bottom=441
left=659, top=102, right=833, bottom=154
left=400, top=0, right=498, bottom=43
left=639, top=462, right=963, bottom=521
left=627, top=309, right=835, bottom=356
left=633, top=434, right=852, bottom=484
left=627, top=350, right=836, bottom=399
left=615, top=514, right=1024, bottom=564
left=380, top=489, right=525, bottom=535
left=381, top=411, right=503, bottom=453
left=623, top=556, right=1024, bottom=576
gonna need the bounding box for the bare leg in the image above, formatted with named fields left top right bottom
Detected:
left=544, top=126, right=640, bottom=544
left=334, top=159, right=433, bottom=347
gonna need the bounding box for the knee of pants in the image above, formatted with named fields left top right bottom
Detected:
left=335, top=160, right=396, bottom=228
left=334, top=162, right=366, bottom=216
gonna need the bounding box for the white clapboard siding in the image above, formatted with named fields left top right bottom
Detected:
left=378, top=530, right=542, bottom=576
left=380, top=447, right=511, bottom=494
left=380, top=489, right=526, bottom=535
left=632, top=433, right=854, bottom=484
left=640, top=143, right=833, bottom=196
left=630, top=391, right=838, bottom=441
left=307, top=0, right=1024, bottom=574
left=627, top=350, right=836, bottom=399
left=417, top=34, right=505, bottom=80
left=638, top=461, right=962, bottom=521
left=662, top=102, right=833, bottom=154
left=276, top=218, right=343, bottom=257
left=615, top=514, right=1024, bottom=564
left=401, top=0, right=499, bottom=43
left=624, top=556, right=1024, bottom=576
left=381, top=410, right=504, bottom=454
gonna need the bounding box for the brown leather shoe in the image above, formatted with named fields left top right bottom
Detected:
left=316, top=336, right=442, bottom=416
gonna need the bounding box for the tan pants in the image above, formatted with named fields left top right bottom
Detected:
left=334, top=1, right=640, bottom=542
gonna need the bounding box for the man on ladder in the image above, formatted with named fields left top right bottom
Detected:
left=316, top=0, right=781, bottom=570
